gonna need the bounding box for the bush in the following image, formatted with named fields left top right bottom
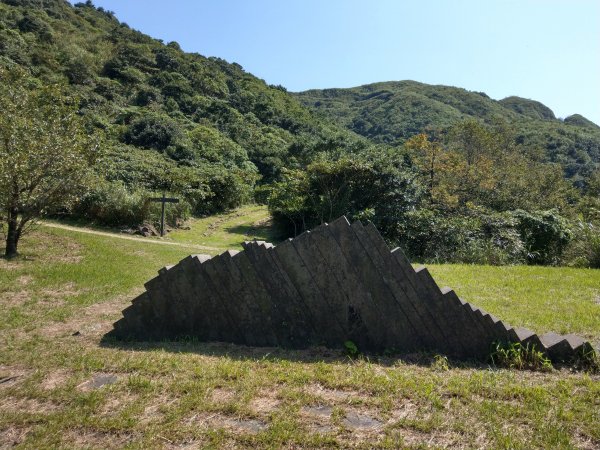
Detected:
left=562, top=221, right=600, bottom=268
left=73, top=180, right=149, bottom=226
left=72, top=180, right=190, bottom=228
left=65, top=59, right=94, bottom=85
left=123, top=113, right=183, bottom=151
left=512, top=209, right=572, bottom=265
left=17, top=13, right=53, bottom=42
left=394, top=209, right=526, bottom=265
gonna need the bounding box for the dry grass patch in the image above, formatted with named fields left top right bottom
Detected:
left=0, top=425, right=31, bottom=448
left=39, top=369, right=71, bottom=391
left=2, top=289, right=30, bottom=307
left=0, top=366, right=32, bottom=389
left=62, top=429, right=134, bottom=450
left=209, top=387, right=237, bottom=405
left=0, top=396, right=62, bottom=414
left=249, top=395, right=281, bottom=415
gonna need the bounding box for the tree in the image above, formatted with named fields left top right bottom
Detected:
left=0, top=69, right=98, bottom=258
left=404, top=133, right=460, bottom=206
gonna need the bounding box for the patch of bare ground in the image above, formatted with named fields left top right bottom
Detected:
left=0, top=396, right=62, bottom=414
left=40, top=282, right=84, bottom=301
left=27, top=231, right=84, bottom=265
left=2, top=290, right=30, bottom=307
left=0, top=426, right=31, bottom=448
left=0, top=366, right=32, bottom=389
left=384, top=428, right=470, bottom=449
left=16, top=275, right=33, bottom=286
left=99, top=392, right=138, bottom=416
left=387, top=398, right=418, bottom=417
left=248, top=388, right=281, bottom=415
left=160, top=439, right=204, bottom=450
left=40, top=369, right=71, bottom=390
left=188, top=412, right=268, bottom=434
left=209, top=387, right=236, bottom=404
left=62, top=429, right=134, bottom=450
left=305, top=383, right=366, bottom=404
left=40, top=295, right=131, bottom=339
left=139, top=396, right=177, bottom=425
left=573, top=432, right=600, bottom=450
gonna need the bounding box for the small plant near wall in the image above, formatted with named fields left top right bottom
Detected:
left=490, top=342, right=553, bottom=372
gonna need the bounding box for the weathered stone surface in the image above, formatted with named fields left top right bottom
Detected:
left=328, top=217, right=419, bottom=351
left=273, top=239, right=346, bottom=347
left=107, top=217, right=595, bottom=364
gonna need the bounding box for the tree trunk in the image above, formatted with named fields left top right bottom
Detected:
left=4, top=210, right=19, bottom=258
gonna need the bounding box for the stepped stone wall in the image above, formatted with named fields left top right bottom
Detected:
left=108, top=217, right=594, bottom=363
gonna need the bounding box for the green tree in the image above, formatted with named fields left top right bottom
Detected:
left=0, top=69, right=98, bottom=258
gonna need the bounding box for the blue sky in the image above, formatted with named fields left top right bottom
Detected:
left=86, top=0, right=600, bottom=124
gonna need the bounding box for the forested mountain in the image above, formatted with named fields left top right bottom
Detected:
left=1, top=0, right=599, bottom=267
left=0, top=0, right=368, bottom=220
left=295, top=81, right=600, bottom=184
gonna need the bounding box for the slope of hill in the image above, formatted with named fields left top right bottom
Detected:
left=295, top=81, right=600, bottom=180
left=0, top=0, right=368, bottom=217
left=498, top=96, right=556, bottom=120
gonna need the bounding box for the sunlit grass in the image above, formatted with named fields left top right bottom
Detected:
left=1, top=210, right=599, bottom=449
left=168, top=204, right=283, bottom=249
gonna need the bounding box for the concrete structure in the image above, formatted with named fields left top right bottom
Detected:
left=108, top=217, right=594, bottom=363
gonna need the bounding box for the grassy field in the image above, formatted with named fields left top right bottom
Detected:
left=168, top=205, right=281, bottom=250
left=1, top=208, right=599, bottom=449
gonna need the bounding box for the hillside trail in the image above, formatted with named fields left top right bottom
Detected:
left=40, top=221, right=219, bottom=252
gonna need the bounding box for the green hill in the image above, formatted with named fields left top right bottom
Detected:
left=2, top=0, right=600, bottom=268
left=294, top=81, right=600, bottom=180
left=0, top=0, right=367, bottom=218
left=498, top=96, right=556, bottom=120
left=564, top=113, right=600, bottom=130
left=2, top=0, right=598, bottom=196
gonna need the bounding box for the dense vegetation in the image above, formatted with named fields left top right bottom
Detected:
left=0, top=0, right=367, bottom=225
left=295, top=81, right=600, bottom=186
left=0, top=0, right=599, bottom=266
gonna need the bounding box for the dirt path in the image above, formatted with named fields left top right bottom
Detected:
left=40, top=222, right=219, bottom=252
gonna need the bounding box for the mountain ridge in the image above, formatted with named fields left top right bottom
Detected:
left=293, top=80, right=600, bottom=181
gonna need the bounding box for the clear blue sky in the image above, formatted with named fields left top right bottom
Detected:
left=86, top=0, right=600, bottom=124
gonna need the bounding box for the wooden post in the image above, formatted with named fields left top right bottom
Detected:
left=160, top=191, right=166, bottom=237
left=149, top=193, right=179, bottom=237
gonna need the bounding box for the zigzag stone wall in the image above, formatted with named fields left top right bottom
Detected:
left=108, top=216, right=594, bottom=362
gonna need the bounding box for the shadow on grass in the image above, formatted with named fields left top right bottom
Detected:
left=99, top=334, right=490, bottom=370
left=223, top=221, right=287, bottom=245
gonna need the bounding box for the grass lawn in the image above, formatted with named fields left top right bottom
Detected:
left=168, top=204, right=282, bottom=250
left=1, top=211, right=599, bottom=449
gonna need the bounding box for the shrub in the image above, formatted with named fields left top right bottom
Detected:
left=562, top=221, right=600, bottom=268
left=17, top=13, right=53, bottom=41
left=65, top=59, right=94, bottom=85
left=512, top=209, right=572, bottom=265
left=72, top=180, right=190, bottom=227
left=123, top=113, right=183, bottom=151
left=73, top=180, right=149, bottom=226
